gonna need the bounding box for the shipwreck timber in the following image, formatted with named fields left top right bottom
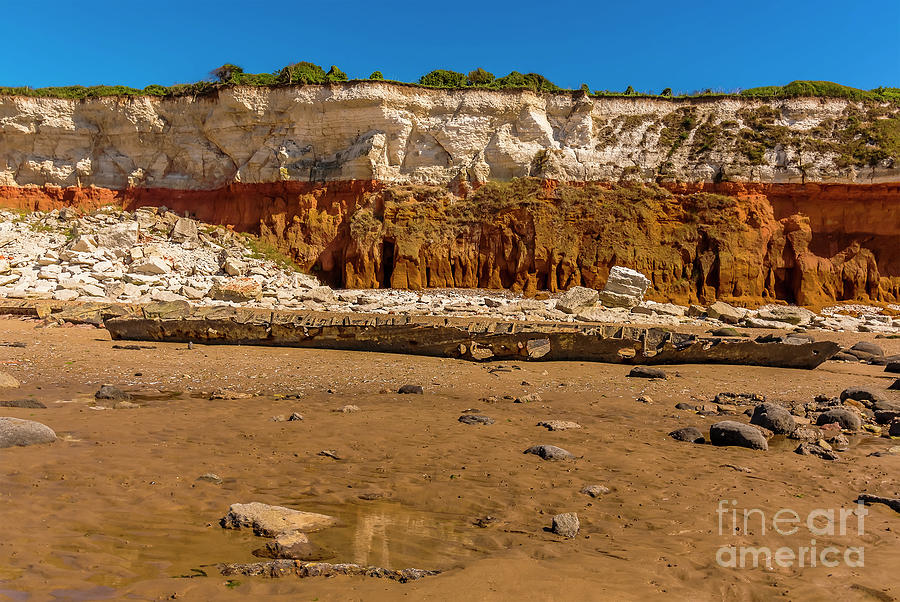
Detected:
left=102, top=302, right=841, bottom=369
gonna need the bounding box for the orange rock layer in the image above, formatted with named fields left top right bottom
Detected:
left=0, top=180, right=897, bottom=307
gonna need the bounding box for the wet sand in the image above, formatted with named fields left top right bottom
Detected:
left=0, top=316, right=898, bottom=601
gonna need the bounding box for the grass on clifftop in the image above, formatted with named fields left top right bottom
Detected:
left=2, top=61, right=897, bottom=104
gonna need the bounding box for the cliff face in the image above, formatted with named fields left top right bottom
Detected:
left=0, top=83, right=898, bottom=305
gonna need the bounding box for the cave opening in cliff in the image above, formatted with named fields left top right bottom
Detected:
left=381, top=239, right=395, bottom=288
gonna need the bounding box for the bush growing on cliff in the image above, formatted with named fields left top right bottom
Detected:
left=326, top=66, right=348, bottom=82
left=369, top=71, right=384, bottom=80
left=276, top=61, right=328, bottom=85
left=420, top=69, right=468, bottom=88
left=467, top=68, right=495, bottom=86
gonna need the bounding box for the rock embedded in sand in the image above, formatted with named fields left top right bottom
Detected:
left=581, top=484, right=611, bottom=497
left=397, top=384, right=424, bottom=394
left=886, top=362, right=900, bottom=374
left=849, top=341, right=884, bottom=357
left=816, top=408, right=862, bottom=431
left=523, top=445, right=576, bottom=460
left=196, top=473, right=223, bottom=484
left=0, top=399, right=45, bottom=408
left=515, top=393, right=542, bottom=404
left=556, top=286, right=599, bottom=314
left=551, top=512, right=580, bottom=538
left=709, top=421, right=769, bottom=450
left=537, top=420, right=582, bottom=431
left=458, top=415, right=494, bottom=426
left=668, top=426, right=705, bottom=443
left=94, top=384, right=131, bottom=401
left=0, top=417, right=56, bottom=448
left=890, top=420, right=900, bottom=437
left=856, top=494, right=900, bottom=514
left=334, top=405, right=360, bottom=413
left=749, top=402, right=796, bottom=435
left=627, top=366, right=667, bottom=379
left=220, top=502, right=338, bottom=537
left=709, top=327, right=740, bottom=337
left=0, top=371, right=20, bottom=388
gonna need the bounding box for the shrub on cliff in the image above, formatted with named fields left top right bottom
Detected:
left=326, top=66, right=348, bottom=82
left=369, top=71, right=384, bottom=80
left=491, top=71, right=560, bottom=92
left=467, top=68, right=495, bottom=86
left=276, top=61, right=328, bottom=85
left=420, top=69, right=468, bottom=88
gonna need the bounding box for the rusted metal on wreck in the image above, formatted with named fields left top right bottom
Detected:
left=102, top=302, right=841, bottom=369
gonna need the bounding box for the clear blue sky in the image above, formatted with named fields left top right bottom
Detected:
left=2, top=0, right=897, bottom=92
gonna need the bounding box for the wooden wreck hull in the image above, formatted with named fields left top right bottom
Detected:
left=103, top=303, right=840, bottom=369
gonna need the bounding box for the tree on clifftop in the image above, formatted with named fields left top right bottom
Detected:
left=210, top=64, right=243, bottom=83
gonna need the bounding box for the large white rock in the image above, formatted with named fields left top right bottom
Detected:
left=707, top=301, right=744, bottom=324
left=94, top=222, right=138, bottom=251
left=598, top=266, right=651, bottom=308
left=0, top=417, right=56, bottom=448
left=220, top=502, right=338, bottom=537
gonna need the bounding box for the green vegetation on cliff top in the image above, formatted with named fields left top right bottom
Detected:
left=1, top=62, right=897, bottom=103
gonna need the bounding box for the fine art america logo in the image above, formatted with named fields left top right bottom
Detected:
left=716, top=499, right=867, bottom=568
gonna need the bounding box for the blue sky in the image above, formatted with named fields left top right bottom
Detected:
left=2, top=0, right=897, bottom=92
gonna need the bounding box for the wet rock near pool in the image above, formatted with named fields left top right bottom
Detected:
left=218, top=560, right=441, bottom=582
left=523, top=444, right=576, bottom=461
left=668, top=426, right=705, bottom=443
left=709, top=421, right=769, bottom=450
left=627, top=366, right=667, bottom=379
left=795, top=442, right=839, bottom=461
left=220, top=502, right=338, bottom=537
left=94, top=384, right=131, bottom=401
left=816, top=408, right=862, bottom=431
left=256, top=532, right=333, bottom=561
left=749, top=402, right=796, bottom=435
left=0, top=417, right=56, bottom=448
left=551, top=512, right=580, bottom=538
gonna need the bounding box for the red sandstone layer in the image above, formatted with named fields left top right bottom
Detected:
left=0, top=181, right=897, bottom=306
